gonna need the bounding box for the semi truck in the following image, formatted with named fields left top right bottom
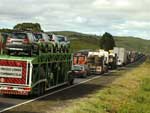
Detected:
left=108, top=50, right=117, bottom=69
left=0, top=53, right=74, bottom=96
left=73, top=50, right=90, bottom=65
left=87, top=50, right=108, bottom=74
left=113, top=47, right=127, bottom=66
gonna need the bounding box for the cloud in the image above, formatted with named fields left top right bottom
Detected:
left=0, top=0, right=149, bottom=39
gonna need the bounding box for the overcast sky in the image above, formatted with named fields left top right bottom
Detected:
left=0, top=0, right=150, bottom=39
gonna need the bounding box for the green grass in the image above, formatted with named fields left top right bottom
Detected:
left=58, top=59, right=150, bottom=113
left=118, top=75, right=150, bottom=113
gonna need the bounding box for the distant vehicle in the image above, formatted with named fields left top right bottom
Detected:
left=71, top=65, right=90, bottom=78
left=108, top=50, right=117, bottom=69
left=5, top=32, right=40, bottom=56
left=87, top=51, right=108, bottom=74
left=34, top=32, right=53, bottom=52
left=48, top=34, right=70, bottom=53
left=113, top=47, right=127, bottom=66
left=73, top=50, right=90, bottom=65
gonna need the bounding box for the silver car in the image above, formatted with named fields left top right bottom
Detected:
left=5, top=32, right=39, bottom=56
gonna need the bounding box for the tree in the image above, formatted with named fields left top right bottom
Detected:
left=100, top=32, right=116, bottom=51
left=13, top=23, right=43, bottom=32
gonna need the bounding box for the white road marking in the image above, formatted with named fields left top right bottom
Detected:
left=0, top=75, right=104, bottom=113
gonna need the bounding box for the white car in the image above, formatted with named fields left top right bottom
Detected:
left=48, top=34, right=70, bottom=53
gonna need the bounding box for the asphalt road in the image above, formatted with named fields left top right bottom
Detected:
left=0, top=75, right=103, bottom=112
left=0, top=57, right=145, bottom=113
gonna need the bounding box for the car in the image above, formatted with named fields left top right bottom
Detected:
left=5, top=32, right=40, bottom=56
left=34, top=32, right=54, bottom=53
left=0, top=33, right=10, bottom=54
left=56, top=35, right=70, bottom=53
left=71, top=65, right=90, bottom=78
left=48, top=34, right=70, bottom=53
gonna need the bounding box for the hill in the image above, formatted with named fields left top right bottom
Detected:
left=47, top=31, right=150, bottom=53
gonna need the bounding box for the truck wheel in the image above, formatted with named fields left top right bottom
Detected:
left=82, top=73, right=87, bottom=78
left=37, top=67, right=46, bottom=96
left=36, top=83, right=45, bottom=96
left=68, top=72, right=74, bottom=85
left=68, top=79, right=74, bottom=85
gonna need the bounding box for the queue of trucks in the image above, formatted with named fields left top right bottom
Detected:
left=0, top=31, right=144, bottom=96
left=72, top=47, right=143, bottom=77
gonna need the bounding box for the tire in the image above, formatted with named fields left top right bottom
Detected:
left=37, top=67, right=46, bottom=96
left=36, top=83, right=45, bottom=96
left=68, top=79, right=74, bottom=85
left=68, top=72, right=74, bottom=85
left=83, top=72, right=88, bottom=78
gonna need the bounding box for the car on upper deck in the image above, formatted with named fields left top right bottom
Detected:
left=5, top=32, right=40, bottom=56
left=48, top=34, right=70, bottom=53
left=34, top=32, right=54, bottom=53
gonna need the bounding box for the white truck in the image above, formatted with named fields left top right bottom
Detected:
left=87, top=50, right=108, bottom=74
left=108, top=50, right=117, bottom=69
left=113, top=47, right=127, bottom=66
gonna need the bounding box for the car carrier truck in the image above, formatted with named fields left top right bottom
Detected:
left=0, top=53, right=74, bottom=96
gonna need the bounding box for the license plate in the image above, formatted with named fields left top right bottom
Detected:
left=13, top=42, right=22, bottom=44
left=75, top=71, right=79, bottom=73
left=10, top=48, right=23, bottom=51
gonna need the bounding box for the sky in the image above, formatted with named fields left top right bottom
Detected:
left=0, top=0, right=150, bottom=39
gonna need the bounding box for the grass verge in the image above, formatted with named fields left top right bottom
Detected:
left=60, top=59, right=150, bottom=113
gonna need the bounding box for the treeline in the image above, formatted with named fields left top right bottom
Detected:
left=0, top=23, right=43, bottom=33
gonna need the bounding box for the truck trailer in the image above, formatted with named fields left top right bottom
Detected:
left=113, top=47, right=127, bottom=66
left=0, top=53, right=74, bottom=96
left=87, top=51, right=108, bottom=74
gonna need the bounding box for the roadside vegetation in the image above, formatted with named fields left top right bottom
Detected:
left=58, top=58, right=150, bottom=113
left=51, top=31, right=150, bottom=53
